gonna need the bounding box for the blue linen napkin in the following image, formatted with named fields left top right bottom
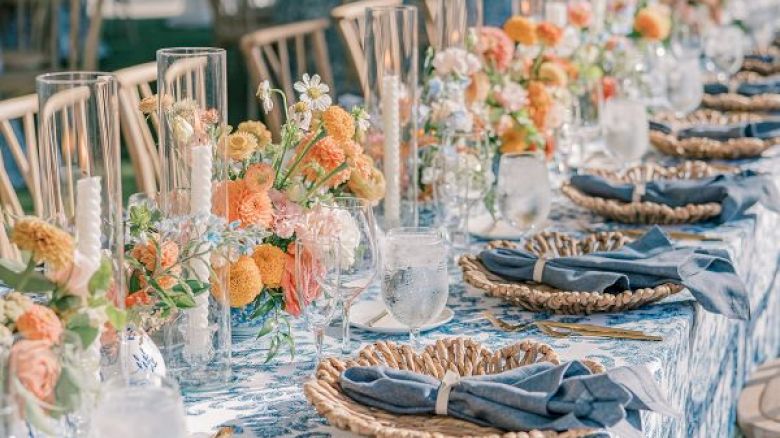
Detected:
left=479, top=227, right=750, bottom=319
left=676, top=121, right=780, bottom=140
left=704, top=80, right=780, bottom=96
left=340, top=361, right=679, bottom=438
left=569, top=170, right=780, bottom=224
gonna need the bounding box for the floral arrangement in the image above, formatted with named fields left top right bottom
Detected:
left=212, top=74, right=382, bottom=361
left=630, top=2, right=672, bottom=42
left=0, top=217, right=123, bottom=432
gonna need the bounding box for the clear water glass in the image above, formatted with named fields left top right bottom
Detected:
left=323, top=197, right=378, bottom=355
left=295, top=237, right=340, bottom=367
left=704, top=25, right=745, bottom=80
left=496, top=153, right=551, bottom=234
left=434, top=130, right=492, bottom=250
left=666, top=57, right=704, bottom=116
left=381, top=227, right=449, bottom=349
left=671, top=18, right=704, bottom=59
left=89, top=375, right=188, bottom=438
left=602, top=98, right=649, bottom=164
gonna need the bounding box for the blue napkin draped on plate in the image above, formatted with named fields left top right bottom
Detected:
left=704, top=80, right=780, bottom=96
left=569, top=170, right=780, bottom=224
left=648, top=119, right=780, bottom=141
left=340, top=361, right=679, bottom=438
left=479, top=227, right=750, bottom=319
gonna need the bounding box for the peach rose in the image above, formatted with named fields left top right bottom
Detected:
left=237, top=189, right=274, bottom=228
left=9, top=340, right=61, bottom=403
left=244, top=163, right=275, bottom=193
left=131, top=239, right=179, bottom=272
left=16, top=305, right=63, bottom=344
left=567, top=2, right=592, bottom=28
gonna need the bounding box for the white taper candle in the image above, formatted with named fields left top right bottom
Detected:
left=184, top=144, right=213, bottom=361
left=76, top=176, right=102, bottom=378
left=381, top=74, right=401, bottom=229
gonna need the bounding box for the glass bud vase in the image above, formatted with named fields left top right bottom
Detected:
left=434, top=0, right=483, bottom=50
left=156, top=47, right=231, bottom=391
left=365, top=5, right=420, bottom=230
left=36, top=71, right=124, bottom=435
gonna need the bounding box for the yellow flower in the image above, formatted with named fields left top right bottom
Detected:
left=322, top=106, right=356, bottom=142
left=634, top=6, right=671, bottom=41
left=539, top=62, right=568, bottom=87
left=347, top=160, right=386, bottom=203
left=222, top=132, right=257, bottom=161
left=503, top=16, right=537, bottom=46
left=251, top=244, right=287, bottom=288
left=500, top=126, right=531, bottom=154
left=227, top=256, right=263, bottom=308
left=11, top=217, right=74, bottom=270
left=237, top=121, right=272, bottom=150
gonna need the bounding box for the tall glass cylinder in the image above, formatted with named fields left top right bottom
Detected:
left=36, top=71, right=124, bottom=431
left=435, top=0, right=483, bottom=50
left=365, top=6, right=419, bottom=230
left=156, top=48, right=231, bottom=391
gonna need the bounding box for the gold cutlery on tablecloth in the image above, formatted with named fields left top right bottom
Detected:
left=482, top=311, right=663, bottom=341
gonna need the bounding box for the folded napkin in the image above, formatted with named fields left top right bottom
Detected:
left=648, top=119, right=780, bottom=141
left=340, top=361, right=679, bottom=438
left=479, top=227, right=750, bottom=319
left=570, top=170, right=780, bottom=224
left=745, top=53, right=775, bottom=63
left=704, top=80, right=780, bottom=96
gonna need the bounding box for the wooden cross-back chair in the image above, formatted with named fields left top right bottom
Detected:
left=0, top=210, right=18, bottom=260
left=423, top=0, right=439, bottom=49
left=240, top=18, right=334, bottom=140
left=115, top=62, right=160, bottom=196
left=0, top=94, right=42, bottom=219
left=331, top=0, right=403, bottom=98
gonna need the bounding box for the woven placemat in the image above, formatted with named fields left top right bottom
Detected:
left=561, top=161, right=737, bottom=224
left=459, top=231, right=684, bottom=314
left=701, top=93, right=780, bottom=112
left=651, top=109, right=777, bottom=159
left=304, top=337, right=604, bottom=438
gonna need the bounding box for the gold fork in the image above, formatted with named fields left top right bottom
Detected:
left=482, top=311, right=662, bottom=341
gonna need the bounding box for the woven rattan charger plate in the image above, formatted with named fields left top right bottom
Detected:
left=561, top=161, right=737, bottom=224
left=304, top=337, right=605, bottom=438
left=459, top=231, right=684, bottom=314
left=650, top=109, right=778, bottom=159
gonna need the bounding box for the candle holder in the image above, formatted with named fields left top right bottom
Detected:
left=35, top=71, right=124, bottom=432
left=155, top=47, right=231, bottom=391
left=434, top=0, right=483, bottom=50
left=365, top=6, right=420, bottom=230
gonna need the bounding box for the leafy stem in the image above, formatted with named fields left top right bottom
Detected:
left=278, top=128, right=325, bottom=188
left=15, top=257, right=37, bottom=292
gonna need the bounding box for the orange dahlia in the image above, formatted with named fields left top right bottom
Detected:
left=302, top=136, right=351, bottom=187
left=244, top=163, right=275, bottom=193
left=527, top=81, right=552, bottom=131
left=322, top=106, right=356, bottom=142
left=503, top=16, right=537, bottom=45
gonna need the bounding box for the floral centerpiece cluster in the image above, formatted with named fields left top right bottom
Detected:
left=0, top=217, right=123, bottom=432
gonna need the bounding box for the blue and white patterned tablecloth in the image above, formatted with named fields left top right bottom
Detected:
left=184, top=157, right=780, bottom=438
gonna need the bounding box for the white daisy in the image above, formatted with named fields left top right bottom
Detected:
left=289, top=101, right=313, bottom=131
left=351, top=106, right=370, bottom=134
left=294, top=73, right=332, bottom=111
left=256, top=80, right=274, bottom=113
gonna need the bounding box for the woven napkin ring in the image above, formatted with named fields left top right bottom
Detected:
left=632, top=183, right=646, bottom=203
left=533, top=257, right=548, bottom=283
left=435, top=370, right=461, bottom=415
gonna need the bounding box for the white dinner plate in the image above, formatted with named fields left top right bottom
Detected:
left=350, top=300, right=454, bottom=334
left=468, top=214, right=526, bottom=241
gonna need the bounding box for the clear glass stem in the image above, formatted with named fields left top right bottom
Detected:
left=341, top=300, right=352, bottom=355
left=313, top=327, right=325, bottom=368
left=409, top=327, right=421, bottom=350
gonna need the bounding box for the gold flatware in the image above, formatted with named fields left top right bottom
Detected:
left=365, top=309, right=389, bottom=327
left=482, top=311, right=662, bottom=342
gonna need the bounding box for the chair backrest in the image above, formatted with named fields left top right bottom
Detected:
left=0, top=94, right=42, bottom=217
left=240, top=18, right=334, bottom=140
left=0, top=209, right=19, bottom=261
left=114, top=62, right=160, bottom=196
left=331, top=0, right=402, bottom=98
left=423, top=0, right=439, bottom=49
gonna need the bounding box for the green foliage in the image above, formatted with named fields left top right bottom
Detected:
left=87, top=257, right=113, bottom=295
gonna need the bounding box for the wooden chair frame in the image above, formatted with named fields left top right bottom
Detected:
left=0, top=94, right=41, bottom=217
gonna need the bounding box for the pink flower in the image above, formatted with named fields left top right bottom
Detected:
left=269, top=189, right=303, bottom=239
left=476, top=27, right=515, bottom=72
left=567, top=2, right=592, bottom=28
left=9, top=340, right=61, bottom=403
left=493, top=82, right=528, bottom=112
left=281, top=244, right=323, bottom=317
left=47, top=250, right=99, bottom=300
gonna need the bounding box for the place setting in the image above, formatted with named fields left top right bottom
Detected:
left=2, top=1, right=780, bottom=438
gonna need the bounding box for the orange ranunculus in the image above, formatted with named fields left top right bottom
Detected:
left=131, top=239, right=179, bottom=272
left=567, top=1, right=592, bottom=28
left=633, top=6, right=671, bottom=41
left=503, top=16, right=537, bottom=45
left=536, top=22, right=563, bottom=47
left=244, top=163, right=275, bottom=193
left=9, top=340, right=61, bottom=403
left=16, top=305, right=63, bottom=344
left=538, top=62, right=569, bottom=87
left=125, top=290, right=153, bottom=308
left=527, top=81, right=552, bottom=131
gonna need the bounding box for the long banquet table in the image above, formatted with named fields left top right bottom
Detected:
left=185, top=156, right=780, bottom=438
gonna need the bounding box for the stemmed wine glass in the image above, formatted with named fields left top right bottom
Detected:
left=704, top=25, right=745, bottom=82
left=294, top=236, right=340, bottom=367
left=666, top=57, right=704, bottom=117
left=323, top=197, right=378, bottom=355
left=496, top=152, right=551, bottom=235
left=381, top=227, right=449, bottom=349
